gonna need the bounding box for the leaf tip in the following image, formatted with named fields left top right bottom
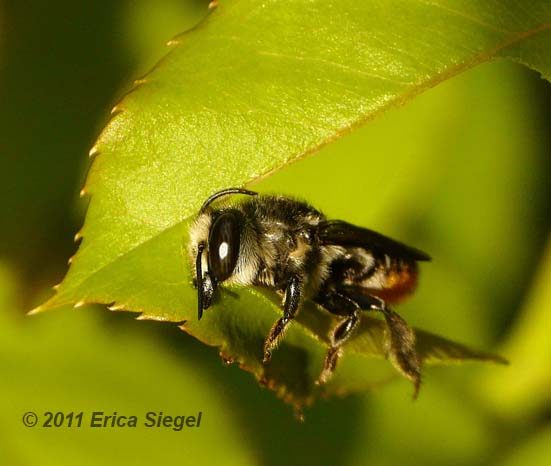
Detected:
left=27, top=289, right=66, bottom=315
left=74, top=230, right=83, bottom=243
left=110, top=105, right=123, bottom=116
left=489, top=353, right=509, bottom=366
left=27, top=304, right=44, bottom=316
left=107, top=302, right=126, bottom=311
left=178, top=322, right=189, bottom=331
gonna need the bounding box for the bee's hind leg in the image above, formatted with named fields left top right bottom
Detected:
left=315, top=290, right=421, bottom=397
left=315, top=292, right=361, bottom=385
left=345, top=291, right=421, bottom=398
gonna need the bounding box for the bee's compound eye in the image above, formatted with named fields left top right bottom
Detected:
left=208, top=211, right=241, bottom=282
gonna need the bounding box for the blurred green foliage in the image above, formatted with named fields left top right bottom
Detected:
left=0, top=1, right=549, bottom=466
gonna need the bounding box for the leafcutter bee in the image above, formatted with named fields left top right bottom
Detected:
left=189, top=188, right=430, bottom=393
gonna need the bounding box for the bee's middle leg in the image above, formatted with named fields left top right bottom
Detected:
left=263, top=274, right=302, bottom=364
left=315, top=292, right=360, bottom=385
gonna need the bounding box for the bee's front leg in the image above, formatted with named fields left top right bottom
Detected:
left=262, top=275, right=303, bottom=364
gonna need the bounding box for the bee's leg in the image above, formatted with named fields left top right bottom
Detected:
left=315, top=292, right=360, bottom=385
left=351, top=293, right=421, bottom=397
left=262, top=275, right=302, bottom=364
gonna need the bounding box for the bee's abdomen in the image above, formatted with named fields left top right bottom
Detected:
left=327, top=250, right=420, bottom=305
left=367, top=261, right=419, bottom=304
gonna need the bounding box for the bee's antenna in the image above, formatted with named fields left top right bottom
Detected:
left=196, top=243, right=205, bottom=320
left=199, top=188, right=257, bottom=213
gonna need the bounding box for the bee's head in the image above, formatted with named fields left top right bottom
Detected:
left=190, top=188, right=257, bottom=320
left=192, top=210, right=243, bottom=320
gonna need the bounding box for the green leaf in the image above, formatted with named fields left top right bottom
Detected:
left=34, top=0, right=547, bottom=406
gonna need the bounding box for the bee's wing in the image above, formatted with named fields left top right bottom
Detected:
left=317, top=220, right=431, bottom=262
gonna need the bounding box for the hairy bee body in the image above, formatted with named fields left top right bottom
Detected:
left=189, top=188, right=430, bottom=393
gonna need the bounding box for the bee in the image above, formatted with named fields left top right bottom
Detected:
left=189, top=188, right=431, bottom=393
